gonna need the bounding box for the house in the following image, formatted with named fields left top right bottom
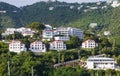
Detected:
left=29, top=41, right=46, bottom=52
left=42, top=29, right=53, bottom=41
left=54, top=36, right=70, bottom=41
left=49, top=7, right=54, bottom=10
left=55, top=27, right=84, bottom=39
left=50, top=40, right=66, bottom=51
left=104, top=31, right=110, bottom=36
left=68, top=27, right=84, bottom=39
left=89, top=7, right=98, bottom=10
left=55, top=27, right=69, bottom=36
left=0, top=10, right=6, bottom=13
left=81, top=39, right=98, bottom=48
left=4, top=28, right=16, bottom=35
left=45, top=24, right=52, bottom=30
left=16, top=27, right=35, bottom=37
left=86, top=56, right=117, bottom=70
left=9, top=40, right=27, bottom=53
left=3, top=27, right=35, bottom=37
left=21, top=31, right=34, bottom=37
left=89, top=23, right=97, bottom=28
left=111, top=0, right=120, bottom=7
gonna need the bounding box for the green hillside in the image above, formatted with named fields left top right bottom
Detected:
left=0, top=2, right=22, bottom=29
left=20, top=1, right=82, bottom=26
left=68, top=6, right=120, bottom=36
left=0, top=1, right=120, bottom=36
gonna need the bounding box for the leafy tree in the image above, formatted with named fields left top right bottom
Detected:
left=65, top=36, right=81, bottom=49
left=28, top=22, right=45, bottom=32
left=6, top=32, right=23, bottom=40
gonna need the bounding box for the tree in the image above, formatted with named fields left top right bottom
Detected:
left=27, top=22, right=45, bottom=39
left=6, top=32, right=24, bottom=40
left=105, top=69, right=112, bottom=76
left=109, top=36, right=120, bottom=47
left=117, top=55, right=120, bottom=66
left=21, top=38, right=30, bottom=50
left=99, top=38, right=111, bottom=47
left=28, top=22, right=45, bottom=32
left=89, top=69, right=94, bottom=76
left=65, top=36, right=81, bottom=49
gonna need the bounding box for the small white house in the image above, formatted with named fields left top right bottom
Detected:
left=104, top=31, right=110, bottom=36
left=82, top=39, right=98, bottom=48
left=5, top=28, right=16, bottom=35
left=21, top=31, right=34, bottom=37
left=111, top=0, right=120, bottom=7
left=29, top=41, right=46, bottom=52
left=9, top=40, right=27, bottom=53
left=45, top=24, right=52, bottom=30
left=3, top=27, right=35, bottom=37
left=16, top=27, right=35, bottom=37
left=86, top=56, right=117, bottom=70
left=50, top=40, right=66, bottom=51
left=0, top=10, right=6, bottom=13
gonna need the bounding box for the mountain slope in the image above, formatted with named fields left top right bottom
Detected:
left=20, top=1, right=82, bottom=26
left=68, top=6, right=120, bottom=36
left=0, top=1, right=120, bottom=36
left=0, top=2, right=22, bottom=29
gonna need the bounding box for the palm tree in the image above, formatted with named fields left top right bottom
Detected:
left=105, top=69, right=112, bottom=76
left=52, top=57, right=56, bottom=64
left=116, top=71, right=120, bottom=76
left=61, top=55, right=65, bottom=63
left=89, top=69, right=94, bottom=76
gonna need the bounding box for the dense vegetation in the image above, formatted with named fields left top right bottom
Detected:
left=0, top=41, right=120, bottom=76
left=0, top=2, right=22, bottom=28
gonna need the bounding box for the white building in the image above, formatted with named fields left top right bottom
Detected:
left=89, top=23, right=97, bottom=28
left=21, top=31, right=34, bottom=37
left=89, top=7, right=98, bottom=10
left=9, top=40, right=27, bottom=53
left=29, top=41, right=46, bottom=52
left=4, top=28, right=16, bottom=35
left=49, top=7, right=54, bottom=10
left=86, top=57, right=117, bottom=70
left=16, top=27, right=35, bottom=37
left=70, top=6, right=74, bottom=9
left=55, top=27, right=84, bottom=39
left=54, top=36, right=70, bottom=41
left=0, top=10, right=6, bottom=13
left=68, top=27, right=84, bottom=39
left=82, top=39, right=98, bottom=48
left=104, top=31, right=111, bottom=36
left=111, top=0, right=120, bottom=7
left=42, top=29, right=53, bottom=41
left=3, top=27, right=35, bottom=37
left=50, top=40, right=66, bottom=51
left=55, top=27, right=69, bottom=36
left=45, top=24, right=52, bottom=30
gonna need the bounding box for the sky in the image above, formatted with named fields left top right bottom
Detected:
left=0, top=0, right=107, bottom=7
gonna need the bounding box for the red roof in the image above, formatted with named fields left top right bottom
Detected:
left=51, top=40, right=63, bottom=44
left=82, top=39, right=95, bottom=44
left=9, top=40, right=24, bottom=45
left=31, top=40, right=42, bottom=44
